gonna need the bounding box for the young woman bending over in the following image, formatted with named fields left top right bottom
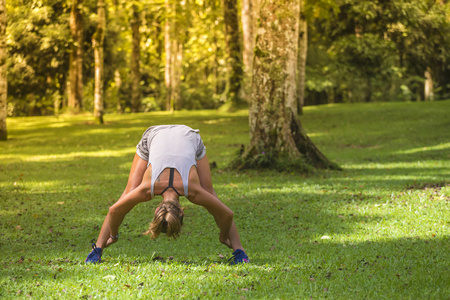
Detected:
left=85, top=125, right=248, bottom=265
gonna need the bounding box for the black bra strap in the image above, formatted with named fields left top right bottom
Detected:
left=160, top=168, right=181, bottom=196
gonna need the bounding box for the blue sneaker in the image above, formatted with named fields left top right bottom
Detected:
left=85, top=243, right=102, bottom=263
left=229, top=249, right=249, bottom=265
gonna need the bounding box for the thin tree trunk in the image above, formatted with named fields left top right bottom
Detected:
left=93, top=0, right=105, bottom=124
left=114, top=70, right=123, bottom=113
left=173, top=41, right=183, bottom=110
left=0, top=0, right=6, bottom=140
left=297, top=0, right=307, bottom=114
left=68, top=0, right=84, bottom=112
left=113, top=0, right=123, bottom=113
left=424, top=67, right=434, bottom=101
left=365, top=77, right=372, bottom=102
left=164, top=0, right=173, bottom=112
left=241, top=0, right=338, bottom=171
left=223, top=0, right=244, bottom=109
left=241, top=0, right=258, bottom=101
left=130, top=5, right=141, bottom=113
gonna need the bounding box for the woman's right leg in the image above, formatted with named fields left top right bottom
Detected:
left=95, top=154, right=148, bottom=248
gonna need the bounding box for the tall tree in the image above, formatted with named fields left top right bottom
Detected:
left=130, top=3, right=141, bottom=113
left=240, top=0, right=338, bottom=170
left=93, top=0, right=105, bottom=123
left=68, top=0, right=84, bottom=111
left=222, top=0, right=244, bottom=109
left=0, top=0, right=6, bottom=140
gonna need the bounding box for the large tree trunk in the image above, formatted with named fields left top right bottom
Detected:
left=223, top=0, right=244, bottom=109
left=0, top=0, right=6, bottom=140
left=241, top=0, right=338, bottom=171
left=297, top=0, right=307, bottom=114
left=68, top=0, right=84, bottom=112
left=130, top=5, right=141, bottom=113
left=93, top=0, right=105, bottom=124
left=241, top=0, right=258, bottom=101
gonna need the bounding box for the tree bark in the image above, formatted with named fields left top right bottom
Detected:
left=223, top=0, right=244, bottom=109
left=297, top=0, right=307, bottom=114
left=130, top=5, right=141, bottom=113
left=241, top=0, right=338, bottom=171
left=68, top=0, right=84, bottom=112
left=93, top=0, right=105, bottom=124
left=0, top=0, right=6, bottom=140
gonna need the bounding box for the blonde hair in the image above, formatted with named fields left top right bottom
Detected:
left=145, top=200, right=184, bottom=239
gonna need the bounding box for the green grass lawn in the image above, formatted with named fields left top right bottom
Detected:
left=1, top=101, right=449, bottom=299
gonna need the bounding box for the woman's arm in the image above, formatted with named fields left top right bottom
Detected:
left=108, top=167, right=153, bottom=239
left=191, top=162, right=245, bottom=251
left=189, top=185, right=234, bottom=243
left=95, top=154, right=148, bottom=248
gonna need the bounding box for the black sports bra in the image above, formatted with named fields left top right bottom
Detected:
left=160, top=168, right=181, bottom=196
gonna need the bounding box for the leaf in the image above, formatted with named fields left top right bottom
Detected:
left=102, top=275, right=116, bottom=280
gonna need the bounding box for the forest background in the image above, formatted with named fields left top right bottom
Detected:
left=1, top=0, right=449, bottom=121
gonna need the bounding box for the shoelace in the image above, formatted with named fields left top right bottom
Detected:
left=91, top=243, right=100, bottom=254
left=87, top=243, right=101, bottom=260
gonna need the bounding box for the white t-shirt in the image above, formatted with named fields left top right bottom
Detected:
left=136, top=125, right=206, bottom=197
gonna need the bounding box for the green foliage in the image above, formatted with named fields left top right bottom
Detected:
left=306, top=0, right=450, bottom=104
left=6, top=0, right=71, bottom=116
left=1, top=101, right=450, bottom=298
left=4, top=0, right=450, bottom=115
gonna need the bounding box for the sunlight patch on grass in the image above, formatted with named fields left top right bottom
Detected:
left=344, top=160, right=449, bottom=170
left=306, top=132, right=326, bottom=138
left=203, top=118, right=232, bottom=125
left=396, top=142, right=450, bottom=154
left=1, top=148, right=136, bottom=163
